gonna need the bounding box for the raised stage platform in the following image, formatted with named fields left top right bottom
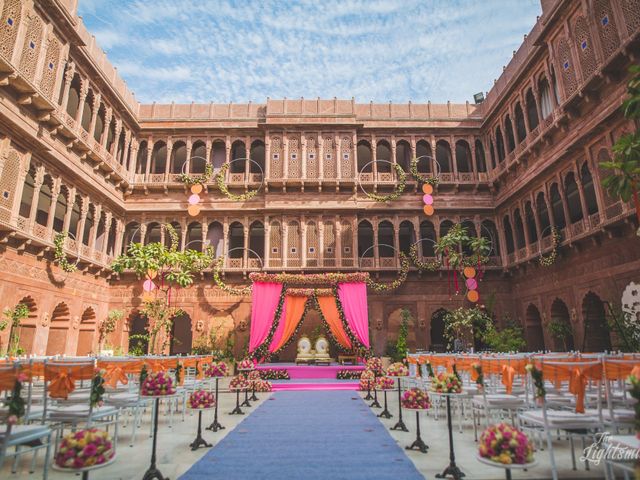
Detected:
left=256, top=363, right=364, bottom=391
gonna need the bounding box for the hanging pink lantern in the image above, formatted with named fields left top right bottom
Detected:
left=422, top=194, right=433, bottom=205
left=465, top=278, right=478, bottom=290
left=143, top=279, right=156, bottom=292
left=188, top=194, right=201, bottom=205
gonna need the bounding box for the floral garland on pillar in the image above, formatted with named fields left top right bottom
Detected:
left=215, top=163, right=260, bottom=201
left=408, top=244, right=441, bottom=271
left=365, top=252, right=410, bottom=292
left=539, top=227, right=561, bottom=267
left=53, top=232, right=78, bottom=273
left=365, top=164, right=406, bottom=203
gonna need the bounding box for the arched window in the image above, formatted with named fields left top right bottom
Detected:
left=539, top=76, right=553, bottom=119
left=550, top=298, right=574, bottom=350
left=36, top=175, right=53, bottom=226
left=82, top=205, right=94, bottom=246
left=436, top=140, right=452, bottom=173
left=503, top=215, right=515, bottom=254
left=536, top=192, right=551, bottom=237
left=106, top=220, right=117, bottom=256
left=136, top=141, right=148, bottom=174
left=186, top=222, right=202, bottom=251
left=357, top=141, right=372, bottom=173
left=550, top=183, right=566, bottom=229
left=525, top=89, right=539, bottom=130
left=206, top=221, right=224, bottom=258
left=124, top=222, right=141, bottom=251
left=250, top=140, right=265, bottom=174
left=162, top=221, right=181, bottom=250
left=513, top=209, right=526, bottom=249
left=395, top=140, right=411, bottom=172
left=94, top=212, right=106, bottom=252
left=171, top=141, right=187, bottom=174
left=211, top=140, right=225, bottom=171
left=481, top=220, right=500, bottom=256
left=455, top=140, right=472, bottom=173
left=580, top=163, right=598, bottom=215
left=66, top=74, right=80, bottom=118
left=19, top=169, right=35, bottom=218
left=582, top=292, right=611, bottom=352
left=419, top=220, right=436, bottom=257
left=525, top=304, right=545, bottom=351
left=230, top=140, right=246, bottom=173
left=525, top=201, right=537, bottom=243
left=489, top=139, right=496, bottom=169
left=475, top=140, right=486, bottom=173
left=398, top=220, right=415, bottom=255
left=461, top=219, right=476, bottom=256
left=377, top=221, right=394, bottom=257
left=145, top=222, right=161, bottom=244
left=357, top=220, right=374, bottom=258
left=93, top=104, right=105, bottom=142
left=81, top=89, right=93, bottom=132
left=439, top=220, right=454, bottom=239
left=415, top=140, right=431, bottom=173
left=228, top=221, right=244, bottom=258
left=564, top=172, right=583, bottom=223
left=151, top=141, right=167, bottom=174
left=52, top=186, right=68, bottom=233
left=514, top=103, right=526, bottom=142
left=190, top=141, right=207, bottom=174
left=105, top=119, right=116, bottom=152
left=504, top=116, right=515, bottom=152
left=376, top=141, right=391, bottom=173
left=495, top=127, right=505, bottom=162
left=249, top=221, right=265, bottom=261
left=116, top=131, right=126, bottom=165
left=68, top=195, right=81, bottom=238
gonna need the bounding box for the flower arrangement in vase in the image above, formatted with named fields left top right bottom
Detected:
left=431, top=372, right=463, bottom=394
left=401, top=388, right=431, bottom=409
left=204, top=362, right=227, bottom=378
left=229, top=374, right=250, bottom=391
left=141, top=371, right=176, bottom=396
left=358, top=369, right=375, bottom=391
left=188, top=389, right=215, bottom=409
left=238, top=358, right=255, bottom=371
left=247, top=370, right=261, bottom=382
left=55, top=428, right=114, bottom=469
left=386, top=362, right=409, bottom=377
left=478, top=423, right=534, bottom=465
left=366, top=357, right=383, bottom=376
left=376, top=376, right=395, bottom=390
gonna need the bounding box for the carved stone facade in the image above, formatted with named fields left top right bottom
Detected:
left=0, top=0, right=638, bottom=358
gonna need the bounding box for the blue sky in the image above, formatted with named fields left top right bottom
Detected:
left=77, top=0, right=542, bottom=104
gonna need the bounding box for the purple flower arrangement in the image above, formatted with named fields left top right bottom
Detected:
left=204, top=362, right=227, bottom=378
left=479, top=423, right=534, bottom=465
left=229, top=374, right=250, bottom=391
left=189, top=389, right=215, bottom=409
left=141, top=371, right=176, bottom=396
left=386, top=362, right=409, bottom=377
left=55, top=428, right=114, bottom=469
left=401, top=388, right=431, bottom=409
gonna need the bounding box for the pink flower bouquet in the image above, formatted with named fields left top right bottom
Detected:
left=376, top=376, right=395, bottom=390
left=238, top=358, right=255, bottom=371
left=479, top=423, right=534, bottom=465
left=141, top=371, right=176, bottom=396
left=431, top=372, right=463, bottom=394
left=204, top=362, right=227, bottom=378
left=229, top=374, right=250, bottom=391
left=386, top=362, right=409, bottom=377
left=188, top=389, right=215, bottom=409
left=247, top=370, right=261, bottom=382
left=253, top=379, right=272, bottom=392
left=358, top=369, right=376, bottom=391
left=401, top=388, right=431, bottom=409
left=366, top=357, right=383, bottom=376
left=55, top=428, right=114, bottom=469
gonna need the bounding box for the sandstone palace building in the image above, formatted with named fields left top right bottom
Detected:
left=0, top=0, right=639, bottom=360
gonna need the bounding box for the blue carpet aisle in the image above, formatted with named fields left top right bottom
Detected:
left=179, top=390, right=425, bottom=480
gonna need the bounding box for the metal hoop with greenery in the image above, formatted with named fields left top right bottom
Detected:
left=356, top=160, right=406, bottom=202
left=408, top=238, right=441, bottom=271
left=215, top=158, right=265, bottom=202
left=358, top=243, right=410, bottom=292
left=211, top=246, right=257, bottom=296
left=178, top=156, right=214, bottom=186
left=410, top=155, right=440, bottom=185
left=539, top=226, right=561, bottom=267
left=53, top=231, right=80, bottom=275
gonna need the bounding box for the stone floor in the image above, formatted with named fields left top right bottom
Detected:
left=1, top=380, right=618, bottom=479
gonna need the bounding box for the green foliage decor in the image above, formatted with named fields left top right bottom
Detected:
left=395, top=309, right=410, bottom=362
left=408, top=243, right=441, bottom=271
left=365, top=163, right=407, bottom=203
left=365, top=252, right=410, bottom=292
left=548, top=318, right=573, bottom=351
left=1, top=303, right=29, bottom=356
left=53, top=232, right=77, bottom=273
left=98, top=310, right=123, bottom=350
left=539, top=227, right=561, bottom=267
left=212, top=257, right=252, bottom=295
left=215, top=163, right=260, bottom=201
left=483, top=321, right=527, bottom=352
left=442, top=307, right=493, bottom=350
left=435, top=223, right=490, bottom=270
left=409, top=157, right=439, bottom=185
left=178, top=163, right=213, bottom=186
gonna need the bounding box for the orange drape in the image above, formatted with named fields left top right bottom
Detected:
left=316, top=295, right=351, bottom=349
left=541, top=362, right=602, bottom=413
left=273, top=295, right=309, bottom=351
left=99, top=361, right=130, bottom=389
left=45, top=364, right=95, bottom=400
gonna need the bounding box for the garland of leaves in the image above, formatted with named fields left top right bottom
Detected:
left=526, top=363, right=546, bottom=401
left=410, top=157, right=440, bottom=185
left=90, top=370, right=106, bottom=408
left=539, top=226, right=561, bottom=267
left=365, top=252, right=410, bottom=292
left=312, top=293, right=352, bottom=353
left=212, top=257, right=252, bottom=295
left=178, top=163, right=213, bottom=186
left=365, top=163, right=406, bottom=202
left=408, top=244, right=441, bottom=271
left=249, top=272, right=369, bottom=285
left=215, top=163, right=260, bottom=201
left=53, top=232, right=77, bottom=273
left=250, top=285, right=287, bottom=360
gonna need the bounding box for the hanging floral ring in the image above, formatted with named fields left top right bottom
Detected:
left=358, top=243, right=410, bottom=292
left=178, top=156, right=213, bottom=186
left=408, top=241, right=441, bottom=271
left=410, top=155, right=440, bottom=185
left=212, top=250, right=254, bottom=296
left=215, top=158, right=265, bottom=202
left=539, top=226, right=561, bottom=267
left=357, top=160, right=406, bottom=203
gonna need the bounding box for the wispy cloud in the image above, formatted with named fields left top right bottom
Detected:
left=78, top=0, right=541, bottom=104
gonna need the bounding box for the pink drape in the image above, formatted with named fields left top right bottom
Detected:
left=249, top=282, right=284, bottom=352
left=337, top=282, right=370, bottom=348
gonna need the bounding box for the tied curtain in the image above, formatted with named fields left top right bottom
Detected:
left=249, top=282, right=284, bottom=352
left=316, top=295, right=351, bottom=349
left=269, top=295, right=308, bottom=352
left=337, top=282, right=370, bottom=348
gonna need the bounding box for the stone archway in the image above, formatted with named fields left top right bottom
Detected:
left=17, top=296, right=38, bottom=355
left=582, top=292, right=611, bottom=352
left=525, top=304, right=545, bottom=352
left=170, top=312, right=193, bottom=355
left=550, top=298, right=574, bottom=351
left=430, top=309, right=447, bottom=352
left=128, top=311, right=149, bottom=355
left=76, top=307, right=97, bottom=356
left=46, top=302, right=71, bottom=355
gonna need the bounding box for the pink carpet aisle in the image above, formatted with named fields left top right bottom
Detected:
left=256, top=363, right=364, bottom=391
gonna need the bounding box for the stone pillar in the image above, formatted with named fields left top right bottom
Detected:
left=88, top=204, right=102, bottom=251
left=78, top=199, right=89, bottom=246
left=102, top=212, right=113, bottom=255
left=165, top=138, right=173, bottom=182
left=335, top=215, right=342, bottom=267
left=318, top=133, right=324, bottom=180
left=185, top=141, right=192, bottom=175
left=574, top=166, right=590, bottom=222
left=300, top=217, right=307, bottom=267
left=301, top=134, right=307, bottom=179
left=111, top=119, right=122, bottom=157
left=60, top=61, right=75, bottom=113
left=264, top=217, right=271, bottom=267
left=62, top=186, right=76, bottom=233
left=27, top=167, right=45, bottom=230
left=373, top=218, right=379, bottom=268
left=75, top=79, right=88, bottom=126
left=88, top=92, right=101, bottom=139
left=531, top=193, right=542, bottom=248
left=129, top=138, right=139, bottom=175
left=100, top=108, right=112, bottom=148
left=114, top=219, right=125, bottom=255
left=283, top=134, right=289, bottom=179
left=45, top=178, right=61, bottom=236
left=243, top=221, right=249, bottom=269
left=145, top=137, right=153, bottom=176
left=335, top=133, right=341, bottom=179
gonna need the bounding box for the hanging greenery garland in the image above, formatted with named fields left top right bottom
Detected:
left=539, top=227, right=561, bottom=267
left=365, top=252, right=410, bottom=292
left=251, top=286, right=287, bottom=360
left=249, top=272, right=369, bottom=285
left=408, top=244, right=441, bottom=271
left=410, top=157, right=439, bottom=186
left=212, top=257, right=252, bottom=296
left=215, top=163, right=260, bottom=202
left=178, top=163, right=213, bottom=186
left=53, top=232, right=78, bottom=273
left=164, top=223, right=179, bottom=252
left=365, top=163, right=406, bottom=202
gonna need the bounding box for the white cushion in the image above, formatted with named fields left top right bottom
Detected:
left=520, top=409, right=599, bottom=428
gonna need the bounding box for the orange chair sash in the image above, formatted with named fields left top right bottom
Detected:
left=101, top=364, right=129, bottom=389
left=46, top=364, right=95, bottom=400
left=542, top=363, right=602, bottom=413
